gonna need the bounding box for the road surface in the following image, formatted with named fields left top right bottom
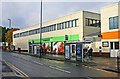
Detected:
left=2, top=51, right=120, bottom=78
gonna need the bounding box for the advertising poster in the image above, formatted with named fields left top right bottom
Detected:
left=76, top=44, right=82, bottom=61
left=53, top=42, right=64, bottom=54
left=34, top=46, right=37, bottom=55
left=65, top=45, right=70, bottom=60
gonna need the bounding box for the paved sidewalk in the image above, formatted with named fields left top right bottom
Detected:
left=46, top=54, right=119, bottom=72
left=42, top=54, right=119, bottom=73
left=92, top=57, right=118, bottom=73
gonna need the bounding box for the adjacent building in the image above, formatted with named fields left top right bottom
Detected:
left=101, top=2, right=120, bottom=57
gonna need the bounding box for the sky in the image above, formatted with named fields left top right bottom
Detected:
left=1, top=1, right=119, bottom=29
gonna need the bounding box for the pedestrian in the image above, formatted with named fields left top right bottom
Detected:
left=84, top=46, right=89, bottom=62
left=99, top=46, right=102, bottom=56
left=45, top=48, right=47, bottom=55
left=88, top=47, right=93, bottom=60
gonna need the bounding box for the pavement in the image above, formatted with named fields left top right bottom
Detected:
left=42, top=53, right=119, bottom=73
left=10, top=51, right=119, bottom=73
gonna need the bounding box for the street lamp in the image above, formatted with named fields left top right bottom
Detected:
left=8, top=19, right=11, bottom=52
left=39, top=0, right=42, bottom=57
left=8, top=19, right=11, bottom=29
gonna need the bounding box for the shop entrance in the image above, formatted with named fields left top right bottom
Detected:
left=29, top=41, right=40, bottom=56
left=65, top=41, right=91, bottom=62
left=71, top=44, right=76, bottom=61
left=110, top=41, right=119, bottom=57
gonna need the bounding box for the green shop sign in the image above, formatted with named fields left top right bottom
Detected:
left=28, top=34, right=79, bottom=43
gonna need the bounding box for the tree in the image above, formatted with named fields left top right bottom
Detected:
left=0, top=26, right=2, bottom=42
left=0, top=26, right=7, bottom=42
left=5, top=28, right=19, bottom=45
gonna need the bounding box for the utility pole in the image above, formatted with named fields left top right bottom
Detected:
left=39, top=0, right=42, bottom=57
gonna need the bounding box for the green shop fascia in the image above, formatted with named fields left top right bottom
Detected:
left=28, top=34, right=79, bottom=44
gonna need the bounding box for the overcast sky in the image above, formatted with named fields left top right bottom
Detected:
left=1, top=1, right=117, bottom=28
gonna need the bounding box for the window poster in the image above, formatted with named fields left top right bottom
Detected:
left=65, top=45, right=70, bottom=60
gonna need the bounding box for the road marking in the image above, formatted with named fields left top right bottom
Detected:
left=53, top=61, right=64, bottom=64
left=33, top=61, right=43, bottom=65
left=86, top=76, right=93, bottom=79
left=3, top=59, right=30, bottom=78
left=55, top=66, right=63, bottom=69
left=83, top=65, right=117, bottom=74
left=49, top=66, right=71, bottom=74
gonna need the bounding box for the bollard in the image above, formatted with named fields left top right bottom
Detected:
left=117, top=56, right=120, bottom=72
left=18, top=48, right=21, bottom=53
left=117, top=50, right=120, bottom=72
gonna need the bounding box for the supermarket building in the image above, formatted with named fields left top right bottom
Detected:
left=13, top=2, right=120, bottom=57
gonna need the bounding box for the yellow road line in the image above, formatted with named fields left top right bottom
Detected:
left=3, top=59, right=30, bottom=79
left=83, top=65, right=117, bottom=74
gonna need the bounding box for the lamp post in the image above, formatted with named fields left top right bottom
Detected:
left=39, top=0, right=42, bottom=57
left=8, top=19, right=11, bottom=52
left=8, top=19, right=11, bottom=29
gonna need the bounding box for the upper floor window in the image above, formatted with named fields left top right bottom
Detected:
left=29, top=30, right=37, bottom=35
left=14, top=33, right=19, bottom=38
left=49, top=26, right=52, bottom=31
left=41, top=27, right=44, bottom=33
left=62, top=22, right=65, bottom=29
left=51, top=25, right=54, bottom=31
left=72, top=19, right=77, bottom=27
left=109, top=16, right=119, bottom=30
left=57, top=23, right=61, bottom=30
left=16, top=19, right=79, bottom=38
left=53, top=24, right=56, bottom=31
left=36, top=28, right=40, bottom=33
left=85, top=18, right=101, bottom=27
left=64, top=22, right=67, bottom=28
left=68, top=21, right=71, bottom=28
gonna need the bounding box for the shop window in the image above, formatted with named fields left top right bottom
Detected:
left=115, top=42, right=119, bottom=49
left=110, top=42, right=113, bottom=49
left=72, top=45, right=75, bottom=54
left=102, top=41, right=109, bottom=47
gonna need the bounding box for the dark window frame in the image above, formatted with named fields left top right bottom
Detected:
left=109, top=16, right=119, bottom=30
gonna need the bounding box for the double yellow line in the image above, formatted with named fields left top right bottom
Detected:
left=3, top=59, right=30, bottom=79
